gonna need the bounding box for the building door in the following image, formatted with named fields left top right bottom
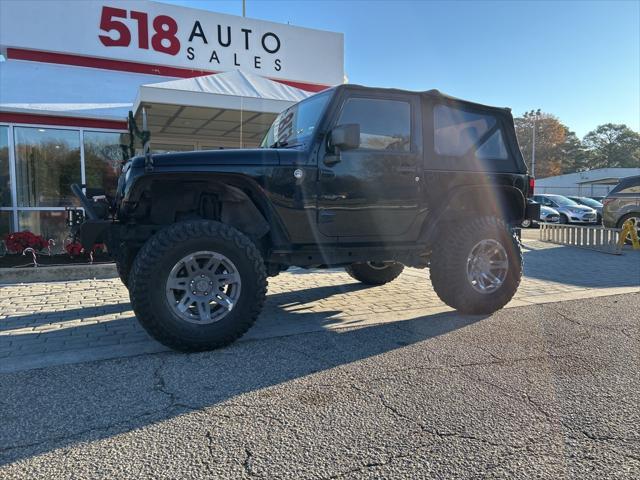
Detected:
left=317, top=94, right=421, bottom=240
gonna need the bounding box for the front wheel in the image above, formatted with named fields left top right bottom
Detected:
left=345, top=261, right=404, bottom=285
left=430, top=217, right=522, bottom=315
left=129, top=220, right=267, bottom=352
left=521, top=218, right=532, bottom=228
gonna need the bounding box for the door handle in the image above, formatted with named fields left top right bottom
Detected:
left=319, top=169, right=336, bottom=179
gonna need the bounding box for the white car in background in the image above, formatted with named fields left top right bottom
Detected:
left=522, top=199, right=560, bottom=228
left=533, top=194, right=598, bottom=224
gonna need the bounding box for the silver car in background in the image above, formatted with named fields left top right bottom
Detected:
left=567, top=196, right=603, bottom=224
left=521, top=199, right=560, bottom=228
left=533, top=194, right=598, bottom=224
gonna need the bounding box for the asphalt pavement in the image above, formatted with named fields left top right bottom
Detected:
left=1, top=293, right=639, bottom=479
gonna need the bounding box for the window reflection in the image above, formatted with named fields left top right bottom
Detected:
left=84, top=131, right=129, bottom=197
left=0, top=211, right=12, bottom=241
left=0, top=126, right=10, bottom=207
left=14, top=127, right=81, bottom=207
left=18, top=210, right=69, bottom=254
left=338, top=98, right=411, bottom=152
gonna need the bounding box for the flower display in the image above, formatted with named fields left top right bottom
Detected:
left=4, top=231, right=48, bottom=254
left=65, top=242, right=106, bottom=258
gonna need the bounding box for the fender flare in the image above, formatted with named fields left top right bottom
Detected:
left=419, top=184, right=526, bottom=246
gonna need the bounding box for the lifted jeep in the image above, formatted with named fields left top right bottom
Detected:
left=71, top=84, right=539, bottom=352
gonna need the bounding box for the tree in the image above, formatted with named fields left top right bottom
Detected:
left=582, top=124, right=640, bottom=169
left=515, top=111, right=568, bottom=178
left=560, top=128, right=592, bottom=173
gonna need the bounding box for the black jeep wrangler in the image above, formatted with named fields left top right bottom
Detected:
left=71, top=84, right=538, bottom=352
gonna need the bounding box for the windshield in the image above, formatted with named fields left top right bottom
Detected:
left=574, top=197, right=601, bottom=207
left=550, top=195, right=579, bottom=206
left=261, top=90, right=333, bottom=148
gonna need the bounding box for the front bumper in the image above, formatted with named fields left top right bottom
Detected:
left=566, top=211, right=597, bottom=223
left=69, top=183, right=113, bottom=249
left=541, top=213, right=560, bottom=223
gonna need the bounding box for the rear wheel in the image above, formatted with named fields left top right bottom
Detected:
left=129, top=220, right=267, bottom=352
left=345, top=261, right=404, bottom=286
left=430, top=217, right=522, bottom=315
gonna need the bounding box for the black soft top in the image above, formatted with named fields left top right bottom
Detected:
left=334, top=84, right=512, bottom=114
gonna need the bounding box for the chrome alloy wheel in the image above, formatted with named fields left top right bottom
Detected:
left=165, top=251, right=241, bottom=324
left=466, top=239, right=509, bottom=294
left=366, top=261, right=394, bottom=270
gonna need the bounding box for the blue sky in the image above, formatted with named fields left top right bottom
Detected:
left=161, top=0, right=639, bottom=137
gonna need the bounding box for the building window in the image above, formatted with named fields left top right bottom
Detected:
left=17, top=210, right=69, bottom=252
left=14, top=127, right=81, bottom=207
left=0, top=126, right=10, bottom=207
left=84, top=131, right=128, bottom=197
left=338, top=98, right=411, bottom=152
left=0, top=210, right=12, bottom=240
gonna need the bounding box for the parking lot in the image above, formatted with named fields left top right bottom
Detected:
left=1, top=231, right=639, bottom=478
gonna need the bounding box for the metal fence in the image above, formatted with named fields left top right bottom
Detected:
left=539, top=223, right=622, bottom=255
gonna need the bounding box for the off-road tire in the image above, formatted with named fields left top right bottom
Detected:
left=129, top=220, right=267, bottom=352
left=345, top=261, right=404, bottom=285
left=113, top=247, right=136, bottom=288
left=430, top=216, right=522, bottom=315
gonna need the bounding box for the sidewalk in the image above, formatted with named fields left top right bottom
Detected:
left=1, top=231, right=639, bottom=373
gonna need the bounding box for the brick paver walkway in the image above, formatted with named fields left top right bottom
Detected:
left=1, top=232, right=639, bottom=372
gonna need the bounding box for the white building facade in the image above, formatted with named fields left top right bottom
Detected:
left=535, top=168, right=640, bottom=197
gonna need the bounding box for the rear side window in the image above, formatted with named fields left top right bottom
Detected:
left=611, top=178, right=640, bottom=194
left=338, top=98, right=411, bottom=152
left=434, top=105, right=508, bottom=160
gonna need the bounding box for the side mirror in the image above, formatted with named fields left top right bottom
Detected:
left=330, top=124, right=360, bottom=151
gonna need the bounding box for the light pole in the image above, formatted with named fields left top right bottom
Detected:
left=242, top=0, right=246, bottom=17
left=530, top=109, right=541, bottom=177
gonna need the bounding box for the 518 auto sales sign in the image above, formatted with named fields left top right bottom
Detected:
left=0, top=0, right=344, bottom=87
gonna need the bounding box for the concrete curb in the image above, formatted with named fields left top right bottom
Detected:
left=0, top=263, right=117, bottom=285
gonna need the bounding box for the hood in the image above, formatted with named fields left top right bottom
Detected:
left=540, top=205, right=559, bottom=215
left=559, top=204, right=595, bottom=212
left=130, top=148, right=281, bottom=168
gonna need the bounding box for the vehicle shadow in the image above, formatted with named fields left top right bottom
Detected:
left=0, top=285, right=487, bottom=466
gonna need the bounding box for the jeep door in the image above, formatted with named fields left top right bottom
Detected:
left=317, top=92, right=422, bottom=240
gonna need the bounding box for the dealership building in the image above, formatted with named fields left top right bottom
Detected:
left=0, top=0, right=344, bottom=248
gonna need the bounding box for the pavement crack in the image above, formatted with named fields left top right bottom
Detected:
left=202, top=431, right=217, bottom=476
left=242, top=446, right=258, bottom=477
left=553, top=307, right=637, bottom=343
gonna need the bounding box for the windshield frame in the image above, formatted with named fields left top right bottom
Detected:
left=261, top=89, right=335, bottom=149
